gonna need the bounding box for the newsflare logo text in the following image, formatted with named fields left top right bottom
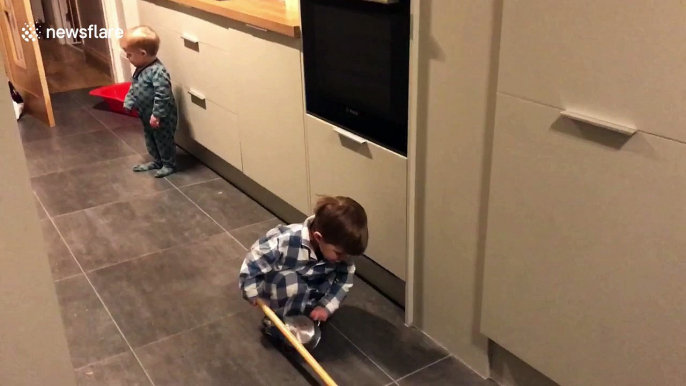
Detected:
left=22, top=23, right=123, bottom=42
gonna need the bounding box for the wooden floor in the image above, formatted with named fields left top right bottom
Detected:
left=40, top=40, right=112, bottom=94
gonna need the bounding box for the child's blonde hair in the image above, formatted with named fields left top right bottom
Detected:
left=122, top=25, right=160, bottom=55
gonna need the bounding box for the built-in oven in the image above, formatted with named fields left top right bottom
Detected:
left=300, top=0, right=411, bottom=155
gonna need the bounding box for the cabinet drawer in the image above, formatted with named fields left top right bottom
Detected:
left=168, top=29, right=241, bottom=113
left=482, top=94, right=686, bottom=386
left=154, top=26, right=181, bottom=77
left=176, top=85, right=242, bottom=171
left=306, top=115, right=407, bottom=280
left=137, top=0, right=156, bottom=25
left=236, top=31, right=309, bottom=214
left=142, top=0, right=234, bottom=50
left=499, top=0, right=686, bottom=143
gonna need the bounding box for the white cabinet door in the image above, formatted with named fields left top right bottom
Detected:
left=164, top=28, right=240, bottom=114
left=499, top=0, right=686, bottom=143
left=143, top=0, right=234, bottom=50
left=137, top=0, right=156, bottom=25
left=236, top=30, right=309, bottom=214
left=306, top=115, right=407, bottom=280
left=176, top=85, right=242, bottom=171
left=482, top=93, right=686, bottom=386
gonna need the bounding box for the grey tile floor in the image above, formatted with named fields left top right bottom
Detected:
left=22, top=89, right=490, bottom=386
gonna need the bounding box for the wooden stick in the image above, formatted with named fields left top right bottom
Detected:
left=256, top=299, right=338, bottom=386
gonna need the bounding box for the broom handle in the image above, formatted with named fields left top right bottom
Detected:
left=256, top=299, right=338, bottom=386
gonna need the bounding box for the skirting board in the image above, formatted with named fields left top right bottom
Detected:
left=175, top=135, right=406, bottom=306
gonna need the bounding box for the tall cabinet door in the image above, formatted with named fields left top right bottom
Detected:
left=481, top=1, right=686, bottom=383
left=236, top=29, right=309, bottom=215
left=0, top=0, right=54, bottom=126
left=497, top=0, right=686, bottom=143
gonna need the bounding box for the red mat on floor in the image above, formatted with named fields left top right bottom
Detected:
left=89, top=82, right=138, bottom=117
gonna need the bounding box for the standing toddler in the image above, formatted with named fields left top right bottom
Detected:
left=121, top=25, right=178, bottom=178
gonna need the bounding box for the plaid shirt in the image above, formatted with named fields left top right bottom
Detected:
left=239, top=216, right=355, bottom=315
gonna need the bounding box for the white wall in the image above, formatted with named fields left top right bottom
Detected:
left=0, top=60, right=76, bottom=386
left=411, top=0, right=501, bottom=377
left=102, top=0, right=138, bottom=82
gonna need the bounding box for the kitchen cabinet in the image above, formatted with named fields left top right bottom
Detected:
left=482, top=93, right=686, bottom=386
left=305, top=114, right=407, bottom=280
left=234, top=28, right=309, bottom=214
left=137, top=0, right=309, bottom=214
left=498, top=0, right=686, bottom=143
left=176, top=85, right=242, bottom=170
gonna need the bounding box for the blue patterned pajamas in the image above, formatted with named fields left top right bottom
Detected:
left=124, top=59, right=178, bottom=169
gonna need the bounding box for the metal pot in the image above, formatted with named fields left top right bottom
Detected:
left=282, top=315, right=322, bottom=349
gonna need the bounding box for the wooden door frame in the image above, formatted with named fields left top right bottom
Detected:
left=0, top=0, right=54, bottom=126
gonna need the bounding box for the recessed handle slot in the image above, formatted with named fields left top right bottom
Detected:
left=187, top=88, right=206, bottom=102
left=561, top=110, right=636, bottom=136
left=333, top=126, right=367, bottom=144
left=245, top=23, right=268, bottom=32
left=181, top=33, right=199, bottom=44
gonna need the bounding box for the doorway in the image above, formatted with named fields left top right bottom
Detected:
left=33, top=0, right=112, bottom=93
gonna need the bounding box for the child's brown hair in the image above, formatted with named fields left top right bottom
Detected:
left=122, top=25, right=160, bottom=55
left=311, top=196, right=368, bottom=255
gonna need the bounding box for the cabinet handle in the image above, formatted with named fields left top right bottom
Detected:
left=561, top=110, right=636, bottom=136
left=333, top=126, right=367, bottom=144
left=245, top=23, right=268, bottom=32
left=187, top=88, right=206, bottom=102
left=181, top=33, right=199, bottom=44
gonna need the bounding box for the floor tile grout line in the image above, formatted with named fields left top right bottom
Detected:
left=71, top=350, right=136, bottom=372
left=392, top=354, right=452, bottom=383
left=53, top=272, right=84, bottom=283
left=80, top=232, right=234, bottom=276
left=228, top=217, right=280, bottom=234
left=329, top=324, right=397, bottom=383
left=50, top=189, right=174, bottom=221
left=82, top=101, right=119, bottom=130
left=173, top=176, right=222, bottom=189
left=22, top=126, right=106, bottom=145
left=83, top=104, right=152, bottom=159
left=134, top=310, right=243, bottom=352
left=103, top=125, right=146, bottom=158
left=34, top=192, right=158, bottom=386
left=29, top=153, right=139, bottom=180
left=30, top=152, right=144, bottom=179
left=71, top=310, right=242, bottom=373
left=167, top=183, right=248, bottom=252
left=102, top=120, right=224, bottom=192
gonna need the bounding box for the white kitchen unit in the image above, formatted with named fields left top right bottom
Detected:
left=482, top=3, right=686, bottom=384
left=137, top=0, right=408, bottom=289
left=234, top=29, right=309, bottom=215
left=305, top=114, right=407, bottom=280
left=482, top=93, right=686, bottom=386
left=175, top=85, right=242, bottom=170
left=497, top=0, right=686, bottom=144
left=138, top=0, right=310, bottom=215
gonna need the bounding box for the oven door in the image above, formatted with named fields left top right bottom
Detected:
left=301, top=0, right=410, bottom=155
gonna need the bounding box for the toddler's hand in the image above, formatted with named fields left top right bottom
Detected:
left=310, top=307, right=329, bottom=322
left=150, top=115, right=160, bottom=128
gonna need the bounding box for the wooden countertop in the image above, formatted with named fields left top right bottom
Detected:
left=162, top=0, right=301, bottom=38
